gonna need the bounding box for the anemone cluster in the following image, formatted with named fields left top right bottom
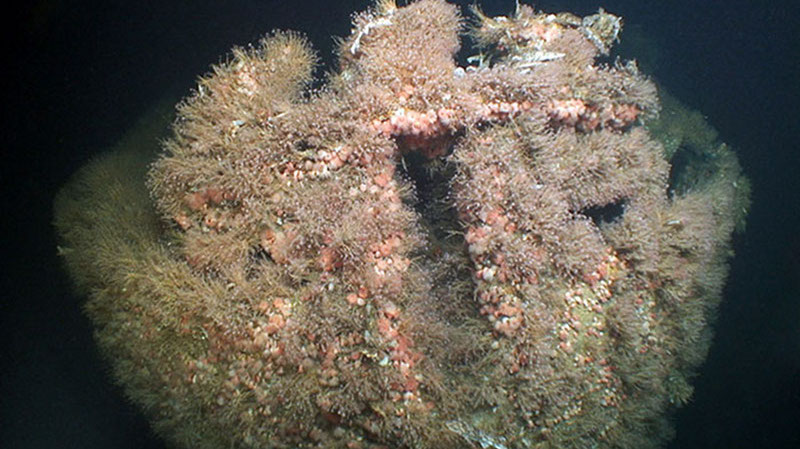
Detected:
left=54, top=1, right=749, bottom=448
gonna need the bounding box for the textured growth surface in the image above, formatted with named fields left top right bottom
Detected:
left=54, top=1, right=750, bottom=448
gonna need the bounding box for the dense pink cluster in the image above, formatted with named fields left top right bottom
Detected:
left=548, top=98, right=642, bottom=130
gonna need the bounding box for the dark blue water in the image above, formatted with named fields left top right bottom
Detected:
left=2, top=1, right=797, bottom=448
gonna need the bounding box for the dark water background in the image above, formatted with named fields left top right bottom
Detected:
left=2, top=1, right=797, bottom=448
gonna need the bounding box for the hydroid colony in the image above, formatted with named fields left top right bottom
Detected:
left=55, top=1, right=749, bottom=448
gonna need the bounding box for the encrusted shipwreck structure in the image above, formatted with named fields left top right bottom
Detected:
left=54, top=1, right=750, bottom=448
